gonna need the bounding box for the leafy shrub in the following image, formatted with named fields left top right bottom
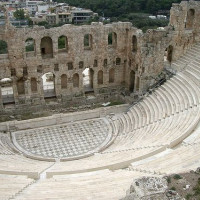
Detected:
left=173, top=174, right=182, bottom=180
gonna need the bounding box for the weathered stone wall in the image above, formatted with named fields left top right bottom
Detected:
left=0, top=1, right=199, bottom=113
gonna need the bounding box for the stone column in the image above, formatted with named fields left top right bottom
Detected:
left=54, top=75, right=62, bottom=102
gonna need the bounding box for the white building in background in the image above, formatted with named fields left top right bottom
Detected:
left=37, top=3, right=49, bottom=13
left=157, top=15, right=167, bottom=19
left=26, top=0, right=43, bottom=15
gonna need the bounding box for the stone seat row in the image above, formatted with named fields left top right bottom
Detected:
left=183, top=120, right=200, bottom=145
left=14, top=170, right=150, bottom=200
left=171, top=43, right=200, bottom=70
left=0, top=174, right=33, bottom=200
left=104, top=106, right=200, bottom=152
left=131, top=143, right=200, bottom=175
left=0, top=154, right=52, bottom=178
left=112, top=71, right=200, bottom=136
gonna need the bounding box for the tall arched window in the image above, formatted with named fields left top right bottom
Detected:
left=186, top=9, right=195, bottom=29
left=98, top=70, right=103, bottom=85
left=25, top=38, right=35, bottom=52
left=84, top=34, right=92, bottom=50
left=17, top=78, right=25, bottom=95
left=40, top=36, right=53, bottom=58
left=58, top=35, right=68, bottom=52
left=109, top=68, right=115, bottom=83
left=108, top=32, right=117, bottom=48
left=61, top=74, right=67, bottom=89
left=31, top=78, right=37, bottom=92
left=42, top=72, right=56, bottom=98
left=73, top=73, right=79, bottom=88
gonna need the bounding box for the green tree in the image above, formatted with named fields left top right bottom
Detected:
left=13, top=9, right=26, bottom=20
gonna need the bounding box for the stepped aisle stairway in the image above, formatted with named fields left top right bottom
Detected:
left=1, top=43, right=200, bottom=199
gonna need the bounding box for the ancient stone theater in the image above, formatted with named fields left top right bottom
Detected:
left=0, top=1, right=200, bottom=199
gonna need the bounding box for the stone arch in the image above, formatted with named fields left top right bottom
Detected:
left=25, top=38, right=35, bottom=52
left=109, top=68, right=115, bottom=83
left=129, top=70, right=135, bottom=92
left=31, top=77, right=37, bottom=92
left=61, top=74, right=67, bottom=89
left=0, top=78, right=14, bottom=104
left=108, top=32, right=117, bottom=48
left=98, top=70, right=103, bottom=85
left=186, top=9, right=195, bottom=29
left=0, top=40, right=8, bottom=54
left=58, top=35, right=68, bottom=52
left=17, top=78, right=25, bottom=95
left=40, top=36, right=53, bottom=58
left=42, top=72, right=56, bottom=98
left=84, top=34, right=92, bottom=50
left=73, top=73, right=79, bottom=88
left=132, top=35, right=137, bottom=52
left=82, top=68, right=94, bottom=92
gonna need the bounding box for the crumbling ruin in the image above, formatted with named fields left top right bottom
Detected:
left=0, top=1, right=198, bottom=115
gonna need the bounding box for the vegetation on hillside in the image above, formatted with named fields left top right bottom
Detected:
left=55, top=0, right=182, bottom=16
left=54, top=0, right=182, bottom=30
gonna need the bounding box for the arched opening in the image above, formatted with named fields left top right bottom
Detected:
left=109, top=68, right=115, bottom=83
left=108, top=32, right=117, bottom=48
left=17, top=78, right=25, bottom=95
left=132, top=35, right=137, bottom=52
left=82, top=68, right=94, bottom=93
left=73, top=73, right=79, bottom=88
left=129, top=70, right=135, bottom=92
left=98, top=70, right=103, bottom=85
left=25, top=38, right=35, bottom=57
left=42, top=72, right=56, bottom=98
left=40, top=37, right=53, bottom=58
left=58, top=35, right=68, bottom=52
left=116, top=57, right=121, bottom=65
left=186, top=9, right=195, bottom=29
left=84, top=34, right=92, bottom=50
left=31, top=78, right=37, bottom=93
left=166, top=45, right=173, bottom=63
left=0, top=40, right=8, bottom=55
left=0, top=78, right=14, bottom=104
left=61, top=74, right=67, bottom=89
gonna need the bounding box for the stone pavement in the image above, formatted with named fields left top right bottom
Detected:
left=12, top=119, right=112, bottom=160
